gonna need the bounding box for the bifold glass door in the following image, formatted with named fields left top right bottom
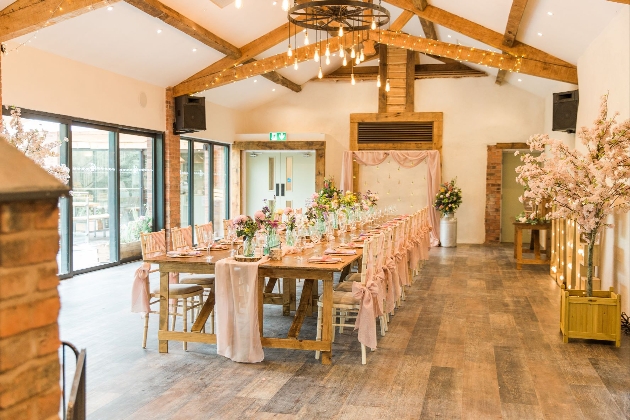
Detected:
left=180, top=138, right=230, bottom=242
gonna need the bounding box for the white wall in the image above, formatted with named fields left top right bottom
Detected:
left=193, top=101, right=239, bottom=144
left=240, top=76, right=546, bottom=243
left=575, top=8, right=630, bottom=312
left=3, top=46, right=165, bottom=131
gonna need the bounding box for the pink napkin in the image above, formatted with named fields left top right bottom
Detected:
left=308, top=255, right=342, bottom=263
left=324, top=248, right=357, bottom=255
left=282, top=246, right=298, bottom=256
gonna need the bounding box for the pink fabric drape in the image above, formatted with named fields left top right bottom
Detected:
left=131, top=263, right=178, bottom=313
left=215, top=256, right=269, bottom=363
left=352, top=276, right=379, bottom=350
left=340, top=150, right=441, bottom=246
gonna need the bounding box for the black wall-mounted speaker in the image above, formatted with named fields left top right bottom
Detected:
left=552, top=90, right=579, bottom=133
left=174, top=95, right=206, bottom=134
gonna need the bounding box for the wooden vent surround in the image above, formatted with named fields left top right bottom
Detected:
left=358, top=121, right=434, bottom=144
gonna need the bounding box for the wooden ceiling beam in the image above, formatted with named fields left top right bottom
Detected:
left=412, top=0, right=437, bottom=40
left=369, top=30, right=577, bottom=83
left=0, top=0, right=120, bottom=43
left=319, top=62, right=487, bottom=81
left=384, top=0, right=575, bottom=68
left=175, top=22, right=297, bottom=91
left=390, top=10, right=414, bottom=31
left=496, top=0, right=528, bottom=85
left=124, top=0, right=241, bottom=58
left=242, top=58, right=301, bottom=92
left=607, top=0, right=629, bottom=4
left=174, top=31, right=367, bottom=96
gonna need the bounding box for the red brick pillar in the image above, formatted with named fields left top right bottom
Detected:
left=0, top=200, right=62, bottom=418
left=165, top=88, right=180, bottom=249
left=484, top=145, right=502, bottom=243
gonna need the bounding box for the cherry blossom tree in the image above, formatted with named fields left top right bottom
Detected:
left=516, top=94, right=630, bottom=297
left=0, top=107, right=70, bottom=184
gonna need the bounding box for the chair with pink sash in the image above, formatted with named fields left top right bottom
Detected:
left=316, top=237, right=382, bottom=364
left=132, top=230, right=204, bottom=350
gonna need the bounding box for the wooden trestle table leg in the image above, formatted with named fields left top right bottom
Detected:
left=159, top=270, right=169, bottom=353
left=320, top=278, right=333, bottom=365
left=287, top=279, right=314, bottom=339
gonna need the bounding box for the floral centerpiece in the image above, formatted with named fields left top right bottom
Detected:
left=364, top=190, right=379, bottom=207
left=232, top=215, right=260, bottom=256
left=433, top=179, right=463, bottom=217
left=516, top=94, right=630, bottom=298
left=1, top=107, right=69, bottom=184
left=284, top=208, right=297, bottom=246
left=255, top=200, right=281, bottom=254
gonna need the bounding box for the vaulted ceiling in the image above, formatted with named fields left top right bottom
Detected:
left=0, top=0, right=625, bottom=110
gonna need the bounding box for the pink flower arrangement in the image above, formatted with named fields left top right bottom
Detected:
left=516, top=93, right=630, bottom=296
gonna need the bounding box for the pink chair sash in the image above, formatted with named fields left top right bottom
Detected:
left=131, top=263, right=178, bottom=313
left=352, top=277, right=379, bottom=350
left=215, top=257, right=268, bottom=363
left=396, top=253, right=409, bottom=287
left=385, top=256, right=400, bottom=306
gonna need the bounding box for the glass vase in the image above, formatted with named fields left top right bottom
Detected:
left=242, top=237, right=255, bottom=257
left=286, top=229, right=296, bottom=246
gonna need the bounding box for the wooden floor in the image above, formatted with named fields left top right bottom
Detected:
left=59, top=244, right=630, bottom=419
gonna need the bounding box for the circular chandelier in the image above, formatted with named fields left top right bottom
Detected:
left=285, top=0, right=390, bottom=84
left=287, top=0, right=390, bottom=33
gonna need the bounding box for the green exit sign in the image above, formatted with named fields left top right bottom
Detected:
left=270, top=132, right=287, bottom=141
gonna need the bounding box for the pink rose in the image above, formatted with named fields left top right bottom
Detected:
left=284, top=207, right=293, bottom=214
left=254, top=210, right=265, bottom=220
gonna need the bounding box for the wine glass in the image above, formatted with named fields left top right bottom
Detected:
left=310, top=226, right=322, bottom=244
left=201, top=230, right=213, bottom=262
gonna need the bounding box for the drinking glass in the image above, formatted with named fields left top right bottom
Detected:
left=310, top=226, right=322, bottom=244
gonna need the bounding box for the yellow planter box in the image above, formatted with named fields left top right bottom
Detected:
left=560, top=286, right=621, bottom=347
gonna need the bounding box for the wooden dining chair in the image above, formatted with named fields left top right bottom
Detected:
left=171, top=225, right=216, bottom=332
left=139, top=230, right=204, bottom=350
left=316, top=237, right=384, bottom=364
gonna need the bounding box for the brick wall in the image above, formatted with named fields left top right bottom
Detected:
left=0, top=200, right=62, bottom=419
left=485, top=145, right=502, bottom=243
left=165, top=88, right=180, bottom=249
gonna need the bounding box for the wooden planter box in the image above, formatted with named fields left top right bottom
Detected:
left=560, top=286, right=621, bottom=346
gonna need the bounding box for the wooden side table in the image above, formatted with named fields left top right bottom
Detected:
left=513, top=222, right=552, bottom=269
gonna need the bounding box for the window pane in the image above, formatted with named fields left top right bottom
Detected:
left=71, top=125, right=116, bottom=270
left=2, top=114, right=69, bottom=274
left=119, top=133, right=154, bottom=259
left=193, top=142, right=210, bottom=243
left=180, top=140, right=190, bottom=227
left=213, top=145, right=228, bottom=238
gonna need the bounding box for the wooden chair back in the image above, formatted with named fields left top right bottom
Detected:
left=140, top=229, right=167, bottom=259
left=171, top=226, right=193, bottom=251
left=195, top=222, right=213, bottom=244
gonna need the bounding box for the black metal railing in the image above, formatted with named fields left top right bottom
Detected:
left=61, top=341, right=86, bottom=420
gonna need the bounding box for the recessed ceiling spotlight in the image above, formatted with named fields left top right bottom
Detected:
left=107, top=6, right=113, bottom=11
left=272, top=88, right=276, bottom=91
left=547, top=11, right=553, bottom=16
left=537, top=32, right=543, bottom=36
left=254, top=79, right=257, bottom=82
left=518, top=78, right=522, bottom=82
left=447, top=34, right=452, bottom=38
left=273, top=1, right=277, bottom=5
left=157, top=29, right=162, bottom=34
left=192, top=48, right=197, bottom=52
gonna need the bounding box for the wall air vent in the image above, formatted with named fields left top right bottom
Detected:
left=357, top=122, right=434, bottom=144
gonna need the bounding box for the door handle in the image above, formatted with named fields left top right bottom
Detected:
left=281, top=184, right=285, bottom=197
left=276, top=183, right=280, bottom=197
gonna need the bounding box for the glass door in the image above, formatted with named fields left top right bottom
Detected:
left=119, top=133, right=154, bottom=260
left=71, top=125, right=117, bottom=271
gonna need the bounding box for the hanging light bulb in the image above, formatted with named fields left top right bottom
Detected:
left=294, top=58, right=299, bottom=70
left=314, top=48, right=320, bottom=62
left=339, top=26, right=344, bottom=37
left=360, top=48, right=365, bottom=62
left=235, top=0, right=242, bottom=9
left=371, top=20, right=377, bottom=30
left=339, top=48, right=345, bottom=58
left=377, top=75, right=381, bottom=88
left=325, top=44, right=330, bottom=57
left=342, top=56, right=347, bottom=66
left=351, top=73, right=356, bottom=85
left=385, top=79, right=390, bottom=92
left=318, top=67, right=323, bottom=79
left=355, top=55, right=360, bottom=65
left=281, top=0, right=289, bottom=12
left=325, top=55, right=330, bottom=65
left=287, top=44, right=292, bottom=58
left=351, top=46, right=356, bottom=58
left=304, top=31, right=309, bottom=45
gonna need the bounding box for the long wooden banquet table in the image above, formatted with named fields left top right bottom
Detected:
left=145, top=237, right=363, bottom=365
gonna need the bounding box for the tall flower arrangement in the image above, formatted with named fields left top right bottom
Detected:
left=0, top=108, right=70, bottom=184
left=516, top=94, right=630, bottom=297
left=433, top=179, right=462, bottom=216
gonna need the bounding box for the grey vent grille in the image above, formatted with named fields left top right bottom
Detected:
left=357, top=122, right=434, bottom=143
